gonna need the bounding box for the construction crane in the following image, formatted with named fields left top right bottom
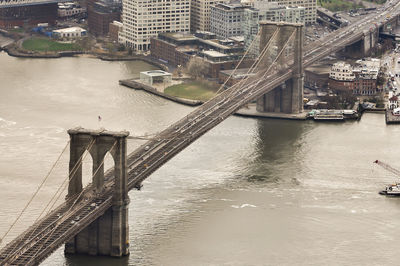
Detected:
left=373, top=160, right=400, bottom=177
left=374, top=160, right=400, bottom=196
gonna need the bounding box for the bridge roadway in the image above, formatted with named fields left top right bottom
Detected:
left=2, top=1, right=400, bottom=264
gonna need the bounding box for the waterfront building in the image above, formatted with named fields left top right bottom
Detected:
left=329, top=59, right=382, bottom=96
left=119, top=0, right=190, bottom=51
left=190, top=0, right=229, bottom=32
left=53, top=26, right=87, bottom=38
left=329, top=62, right=355, bottom=81
left=0, top=0, right=58, bottom=28
left=150, top=31, right=253, bottom=77
left=210, top=2, right=250, bottom=39
left=140, top=70, right=172, bottom=85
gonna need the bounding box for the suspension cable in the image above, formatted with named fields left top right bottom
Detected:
left=2, top=138, right=98, bottom=263
left=28, top=140, right=119, bottom=261
left=214, top=29, right=262, bottom=95
left=237, top=30, right=298, bottom=103
left=18, top=138, right=97, bottom=251
left=223, top=27, right=282, bottom=100
left=0, top=140, right=70, bottom=246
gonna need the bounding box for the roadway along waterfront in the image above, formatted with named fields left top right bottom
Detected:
left=1, top=52, right=400, bottom=265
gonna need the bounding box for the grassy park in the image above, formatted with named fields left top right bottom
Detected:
left=164, top=81, right=218, bottom=101
left=22, top=38, right=81, bottom=52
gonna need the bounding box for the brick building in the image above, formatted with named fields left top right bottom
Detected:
left=150, top=32, right=253, bottom=78
left=0, top=2, right=57, bottom=28
left=329, top=59, right=382, bottom=96
left=109, top=20, right=123, bottom=42
left=88, top=1, right=120, bottom=36
left=151, top=32, right=198, bottom=67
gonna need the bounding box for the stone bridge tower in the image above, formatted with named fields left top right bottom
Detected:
left=65, top=127, right=130, bottom=257
left=256, top=22, right=304, bottom=114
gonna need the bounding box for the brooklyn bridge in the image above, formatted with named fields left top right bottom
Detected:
left=1, top=0, right=400, bottom=264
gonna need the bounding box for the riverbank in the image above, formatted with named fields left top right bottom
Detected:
left=2, top=43, right=169, bottom=70
left=119, top=79, right=203, bottom=106
left=235, top=104, right=309, bottom=120
left=0, top=30, right=168, bottom=69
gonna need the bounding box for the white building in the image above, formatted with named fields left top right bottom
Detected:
left=210, top=2, right=250, bottom=39
left=119, top=0, right=190, bottom=51
left=329, top=62, right=355, bottom=81
left=353, top=58, right=380, bottom=80
left=53, top=27, right=87, bottom=38
left=242, top=3, right=305, bottom=55
left=255, top=0, right=316, bottom=25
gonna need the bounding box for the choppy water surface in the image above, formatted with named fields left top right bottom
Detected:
left=1, top=52, right=400, bottom=265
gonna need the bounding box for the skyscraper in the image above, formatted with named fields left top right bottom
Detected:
left=256, top=0, right=316, bottom=24
left=119, top=0, right=190, bottom=51
left=190, top=0, right=229, bottom=32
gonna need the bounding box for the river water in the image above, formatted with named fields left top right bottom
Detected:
left=1, top=51, right=400, bottom=265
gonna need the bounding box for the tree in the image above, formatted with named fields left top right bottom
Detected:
left=76, top=37, right=94, bottom=52
left=186, top=57, right=209, bottom=79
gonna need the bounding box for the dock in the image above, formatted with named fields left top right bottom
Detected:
left=119, top=79, right=203, bottom=106
left=386, top=109, right=400, bottom=124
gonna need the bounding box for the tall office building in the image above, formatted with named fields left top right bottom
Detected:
left=210, top=2, right=250, bottom=39
left=258, top=0, right=316, bottom=24
left=190, top=0, right=229, bottom=32
left=119, top=0, right=190, bottom=51
left=243, top=3, right=305, bottom=55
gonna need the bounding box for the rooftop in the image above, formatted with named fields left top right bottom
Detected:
left=53, top=26, right=86, bottom=33
left=202, top=50, right=227, bottom=58
left=160, top=32, right=197, bottom=42
left=140, top=70, right=171, bottom=77
left=214, top=2, right=250, bottom=10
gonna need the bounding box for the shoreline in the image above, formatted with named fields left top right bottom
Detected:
left=1, top=45, right=168, bottom=70
left=119, top=79, right=203, bottom=107
left=0, top=30, right=168, bottom=70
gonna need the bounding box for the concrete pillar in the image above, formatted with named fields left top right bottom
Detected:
left=291, top=24, right=304, bottom=114
left=256, top=96, right=265, bottom=112
left=274, top=85, right=282, bottom=113
left=111, top=136, right=130, bottom=256
left=67, top=133, right=91, bottom=201
left=64, top=128, right=130, bottom=258
left=281, top=80, right=292, bottom=113
left=277, top=25, right=295, bottom=70
left=259, top=23, right=278, bottom=67
left=257, top=23, right=278, bottom=112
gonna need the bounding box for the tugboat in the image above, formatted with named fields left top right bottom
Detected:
left=379, top=183, right=400, bottom=196
left=374, top=160, right=400, bottom=196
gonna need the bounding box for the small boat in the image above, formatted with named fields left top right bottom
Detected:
left=379, top=183, right=400, bottom=196
left=373, top=160, right=400, bottom=196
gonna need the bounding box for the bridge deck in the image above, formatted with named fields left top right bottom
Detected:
left=1, top=2, right=399, bottom=264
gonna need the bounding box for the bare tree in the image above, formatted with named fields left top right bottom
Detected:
left=186, top=57, right=209, bottom=79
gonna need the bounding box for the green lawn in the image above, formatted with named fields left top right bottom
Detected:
left=9, top=28, right=25, bottom=33
left=318, top=0, right=364, bottom=11
left=364, top=0, right=386, bottom=4
left=164, top=81, right=218, bottom=101
left=22, top=38, right=81, bottom=52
